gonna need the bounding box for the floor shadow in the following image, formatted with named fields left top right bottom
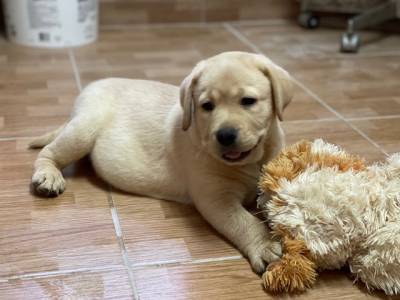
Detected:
left=360, top=32, right=391, bottom=48
left=63, top=156, right=110, bottom=193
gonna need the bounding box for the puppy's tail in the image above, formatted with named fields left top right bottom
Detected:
left=29, top=123, right=66, bottom=149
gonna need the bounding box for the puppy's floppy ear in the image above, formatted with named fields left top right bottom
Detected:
left=255, top=54, right=293, bottom=121
left=180, top=61, right=205, bottom=131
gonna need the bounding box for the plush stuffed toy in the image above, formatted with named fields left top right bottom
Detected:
left=257, top=139, right=400, bottom=295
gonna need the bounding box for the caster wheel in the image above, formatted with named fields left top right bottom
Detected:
left=298, top=12, right=319, bottom=29
left=340, top=33, right=360, bottom=53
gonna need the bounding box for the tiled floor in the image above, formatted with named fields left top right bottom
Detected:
left=1, top=19, right=399, bottom=299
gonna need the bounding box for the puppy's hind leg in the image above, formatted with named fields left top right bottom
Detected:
left=32, top=116, right=100, bottom=197
left=29, top=123, right=66, bottom=149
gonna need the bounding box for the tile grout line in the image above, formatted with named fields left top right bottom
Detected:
left=330, top=51, right=400, bottom=58
left=1, top=114, right=400, bottom=142
left=107, top=190, right=140, bottom=300
left=99, top=18, right=290, bottom=30
left=0, top=265, right=123, bottom=283
left=131, top=255, right=244, bottom=270
left=68, top=48, right=139, bottom=300
left=347, top=114, right=400, bottom=122
left=284, top=117, right=338, bottom=124
left=184, top=255, right=243, bottom=265
left=222, top=23, right=265, bottom=57
left=293, top=80, right=390, bottom=156
left=68, top=49, right=83, bottom=93
left=0, top=255, right=245, bottom=283
left=223, top=22, right=389, bottom=157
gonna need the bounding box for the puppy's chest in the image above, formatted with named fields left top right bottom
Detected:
left=230, top=166, right=261, bottom=203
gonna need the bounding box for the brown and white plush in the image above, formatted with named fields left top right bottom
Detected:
left=257, top=139, right=400, bottom=295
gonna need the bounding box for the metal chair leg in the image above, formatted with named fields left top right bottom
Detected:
left=298, top=0, right=320, bottom=29
left=341, top=0, right=397, bottom=53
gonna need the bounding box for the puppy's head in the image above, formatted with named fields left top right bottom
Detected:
left=180, top=51, right=293, bottom=165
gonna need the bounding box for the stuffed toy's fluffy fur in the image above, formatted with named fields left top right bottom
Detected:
left=257, top=139, right=400, bottom=295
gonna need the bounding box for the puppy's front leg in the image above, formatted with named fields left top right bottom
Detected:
left=192, top=191, right=281, bottom=273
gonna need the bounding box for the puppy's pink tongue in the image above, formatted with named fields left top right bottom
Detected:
left=224, top=151, right=241, bottom=160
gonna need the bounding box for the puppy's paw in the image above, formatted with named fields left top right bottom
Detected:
left=247, top=239, right=281, bottom=274
left=32, top=168, right=66, bottom=197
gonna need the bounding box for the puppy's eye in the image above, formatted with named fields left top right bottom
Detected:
left=241, top=97, right=257, bottom=106
left=201, top=101, right=215, bottom=112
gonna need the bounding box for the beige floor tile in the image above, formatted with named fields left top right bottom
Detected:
left=204, top=0, right=296, bottom=22
left=282, top=119, right=386, bottom=162
left=285, top=85, right=336, bottom=121
left=73, top=26, right=251, bottom=87
left=113, top=191, right=240, bottom=266
left=351, top=117, right=400, bottom=155
left=99, top=0, right=297, bottom=25
left=234, top=22, right=400, bottom=62
left=133, top=260, right=388, bottom=300
left=289, top=55, right=400, bottom=119
left=0, top=269, right=133, bottom=300
left=0, top=140, right=122, bottom=277
left=100, top=0, right=204, bottom=25
left=234, top=23, right=400, bottom=118
left=0, top=39, right=77, bottom=138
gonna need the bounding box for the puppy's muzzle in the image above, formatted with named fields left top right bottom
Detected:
left=215, top=127, right=259, bottom=163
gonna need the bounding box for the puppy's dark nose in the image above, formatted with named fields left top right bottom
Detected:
left=216, top=127, right=238, bottom=146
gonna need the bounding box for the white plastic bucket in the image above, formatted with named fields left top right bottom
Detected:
left=2, top=0, right=98, bottom=48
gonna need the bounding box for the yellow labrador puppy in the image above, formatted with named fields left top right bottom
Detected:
left=30, top=51, right=293, bottom=273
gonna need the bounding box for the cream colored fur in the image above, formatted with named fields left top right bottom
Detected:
left=259, top=139, right=400, bottom=294
left=30, top=51, right=294, bottom=273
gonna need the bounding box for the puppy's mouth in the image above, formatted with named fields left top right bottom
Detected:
left=222, top=149, right=252, bottom=162
left=221, top=139, right=262, bottom=163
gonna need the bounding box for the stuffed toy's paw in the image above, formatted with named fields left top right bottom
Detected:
left=262, top=230, right=317, bottom=293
